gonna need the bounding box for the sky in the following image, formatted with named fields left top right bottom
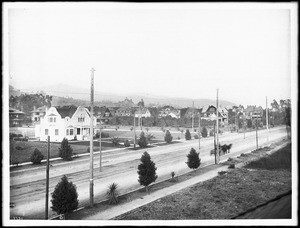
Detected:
left=4, top=2, right=297, bottom=107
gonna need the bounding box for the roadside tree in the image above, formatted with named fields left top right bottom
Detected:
left=30, top=148, right=44, bottom=164
left=137, top=151, right=158, bottom=193
left=138, top=131, right=148, bottom=148
left=186, top=148, right=201, bottom=170
left=58, top=138, right=73, bottom=161
left=185, top=129, right=191, bottom=140
left=164, top=130, right=173, bottom=143
left=201, top=127, right=208, bottom=138
left=51, top=175, right=79, bottom=217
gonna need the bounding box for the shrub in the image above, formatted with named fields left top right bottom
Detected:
left=137, top=151, right=158, bottom=193
left=170, top=171, right=177, bottom=182
left=51, top=175, right=79, bottom=216
left=201, top=127, right=208, bottom=138
left=124, top=139, right=130, bottom=147
left=30, top=148, right=44, bottom=164
left=74, top=135, right=77, bottom=141
left=58, top=138, right=73, bottom=161
left=138, top=131, right=148, bottom=148
left=209, top=129, right=214, bottom=137
left=185, top=129, right=191, bottom=140
left=194, top=134, right=199, bottom=139
left=106, top=183, right=119, bottom=205
left=111, top=137, right=120, bottom=146
left=164, top=130, right=173, bottom=143
left=229, top=164, right=235, bottom=169
left=16, top=146, right=25, bottom=150
left=218, top=171, right=227, bottom=175
left=186, top=148, right=201, bottom=170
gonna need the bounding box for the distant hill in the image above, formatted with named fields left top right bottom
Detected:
left=12, top=84, right=236, bottom=108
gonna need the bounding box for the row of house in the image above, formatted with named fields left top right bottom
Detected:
left=30, top=104, right=230, bottom=142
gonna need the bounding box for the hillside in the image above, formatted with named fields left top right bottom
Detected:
left=10, top=84, right=236, bottom=108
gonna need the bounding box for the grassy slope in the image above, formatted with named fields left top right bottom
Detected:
left=117, top=143, right=291, bottom=220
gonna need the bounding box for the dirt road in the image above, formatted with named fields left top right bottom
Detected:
left=9, top=126, right=287, bottom=219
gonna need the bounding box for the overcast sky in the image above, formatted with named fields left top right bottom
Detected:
left=5, top=3, right=297, bottom=107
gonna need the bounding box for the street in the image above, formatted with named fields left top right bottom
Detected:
left=10, top=126, right=288, bottom=219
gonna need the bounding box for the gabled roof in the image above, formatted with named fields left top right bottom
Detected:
left=56, top=105, right=77, bottom=119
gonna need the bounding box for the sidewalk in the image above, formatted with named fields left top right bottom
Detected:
left=82, top=164, right=230, bottom=220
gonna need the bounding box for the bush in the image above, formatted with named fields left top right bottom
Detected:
left=186, top=148, right=201, bottom=170
left=111, top=137, right=120, bottom=146
left=164, top=130, right=173, bottom=143
left=194, top=134, right=199, bottom=139
left=137, top=151, right=158, bottom=193
left=138, top=131, right=148, bottom=148
left=124, top=139, right=130, bottom=147
left=106, top=183, right=119, bottom=205
left=58, top=138, right=73, bottom=161
left=16, top=146, right=25, bottom=150
left=201, top=127, right=208, bottom=138
left=228, top=164, right=235, bottom=169
left=51, top=175, right=79, bottom=216
left=209, top=129, right=214, bottom=137
left=185, top=129, right=191, bottom=140
left=30, top=148, right=44, bottom=164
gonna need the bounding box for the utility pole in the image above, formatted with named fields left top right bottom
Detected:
left=198, top=111, right=201, bottom=150
left=89, top=67, right=95, bottom=207
left=192, top=101, right=194, bottom=133
left=99, top=113, right=102, bottom=172
left=266, top=96, right=269, bottom=142
left=133, top=113, right=136, bottom=149
left=216, top=89, right=219, bottom=164
left=255, top=116, right=259, bottom=149
left=45, top=135, right=50, bottom=220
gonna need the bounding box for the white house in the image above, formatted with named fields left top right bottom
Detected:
left=35, top=106, right=97, bottom=142
left=134, top=108, right=151, bottom=118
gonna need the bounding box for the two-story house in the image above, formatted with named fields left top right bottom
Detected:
left=35, top=105, right=97, bottom=142
left=9, top=108, right=25, bottom=127
left=31, top=105, right=47, bottom=124
left=201, top=105, right=228, bottom=123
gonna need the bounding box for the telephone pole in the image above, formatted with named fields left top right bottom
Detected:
left=266, top=96, right=269, bottom=142
left=192, top=101, right=194, bottom=132
left=89, top=68, right=95, bottom=207
left=45, top=135, right=50, bottom=220
left=133, top=113, right=136, bottom=149
left=99, top=112, right=102, bottom=172
left=216, top=89, right=219, bottom=164
left=198, top=111, right=201, bottom=150
left=255, top=116, right=259, bottom=149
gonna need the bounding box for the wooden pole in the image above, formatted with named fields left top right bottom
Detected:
left=192, top=101, right=194, bottom=132
left=133, top=114, right=136, bottom=149
left=45, top=135, right=50, bottom=220
left=255, top=116, right=259, bottom=149
left=198, top=112, right=201, bottom=150
left=216, top=89, right=219, bottom=164
left=89, top=68, right=95, bottom=207
left=99, top=114, right=102, bottom=172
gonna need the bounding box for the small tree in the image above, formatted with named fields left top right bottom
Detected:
left=201, top=127, right=208, bottom=138
left=164, top=130, right=173, bottom=143
left=185, top=129, right=191, bottom=140
left=58, top=138, right=73, bottom=161
left=186, top=148, right=201, bottom=170
left=111, top=137, right=120, bottom=146
left=138, top=131, right=148, bottom=148
left=51, top=175, right=79, bottom=216
left=137, top=151, right=158, bottom=193
left=124, top=139, right=130, bottom=147
left=30, top=148, right=44, bottom=164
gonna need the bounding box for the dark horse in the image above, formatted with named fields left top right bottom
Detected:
left=210, top=143, right=232, bottom=155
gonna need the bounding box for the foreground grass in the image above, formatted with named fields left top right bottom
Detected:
left=115, top=143, right=291, bottom=220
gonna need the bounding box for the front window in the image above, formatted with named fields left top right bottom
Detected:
left=45, top=129, right=48, bottom=135
left=66, top=129, right=69, bottom=135
left=78, top=117, right=85, bottom=122
left=70, top=129, right=74, bottom=135
left=55, top=129, right=59, bottom=135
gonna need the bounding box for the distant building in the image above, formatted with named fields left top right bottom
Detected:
left=9, top=108, right=25, bottom=127
left=134, top=107, right=151, bottom=118
left=201, top=105, right=228, bottom=123
left=159, top=105, right=180, bottom=119
left=31, top=105, right=47, bottom=124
